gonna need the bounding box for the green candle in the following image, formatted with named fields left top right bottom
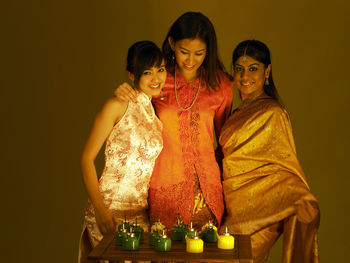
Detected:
left=201, top=220, right=218, bottom=243
left=155, top=230, right=172, bottom=252
left=122, top=232, right=140, bottom=251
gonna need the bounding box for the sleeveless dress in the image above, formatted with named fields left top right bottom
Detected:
left=79, top=92, right=163, bottom=258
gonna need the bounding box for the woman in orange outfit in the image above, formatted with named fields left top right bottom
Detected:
left=114, top=12, right=233, bottom=230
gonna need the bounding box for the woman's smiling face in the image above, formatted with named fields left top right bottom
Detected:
left=169, top=37, right=207, bottom=82
left=233, top=55, right=271, bottom=100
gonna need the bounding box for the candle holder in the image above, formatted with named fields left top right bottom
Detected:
left=115, top=224, right=128, bottom=246
left=122, top=232, right=140, bottom=251
left=132, top=218, right=144, bottom=240
left=118, top=215, right=130, bottom=232
left=186, top=232, right=203, bottom=253
left=155, top=229, right=172, bottom=252
left=171, top=215, right=187, bottom=241
left=201, top=219, right=218, bottom=243
left=183, top=221, right=196, bottom=243
left=149, top=222, right=161, bottom=246
left=218, top=226, right=235, bottom=250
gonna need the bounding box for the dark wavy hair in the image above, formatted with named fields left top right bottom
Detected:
left=162, top=12, right=229, bottom=91
left=127, top=41, right=164, bottom=90
left=232, top=40, right=280, bottom=101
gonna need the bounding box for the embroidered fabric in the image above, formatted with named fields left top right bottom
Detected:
left=219, top=98, right=319, bottom=262
left=81, top=92, right=163, bottom=247
left=149, top=70, right=233, bottom=229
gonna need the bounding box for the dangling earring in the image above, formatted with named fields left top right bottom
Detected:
left=265, top=77, right=269, bottom=86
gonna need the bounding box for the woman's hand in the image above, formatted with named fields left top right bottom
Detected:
left=95, top=207, right=116, bottom=235
left=114, top=82, right=138, bottom=103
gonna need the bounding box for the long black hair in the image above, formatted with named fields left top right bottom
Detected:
left=127, top=41, right=164, bottom=90
left=162, top=12, right=229, bottom=91
left=232, top=40, right=280, bottom=101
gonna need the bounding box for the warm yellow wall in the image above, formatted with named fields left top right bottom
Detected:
left=2, top=0, right=349, bottom=262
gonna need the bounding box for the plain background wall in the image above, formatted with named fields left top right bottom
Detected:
left=2, top=0, right=349, bottom=262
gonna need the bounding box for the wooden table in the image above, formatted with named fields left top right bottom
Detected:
left=88, top=232, right=252, bottom=262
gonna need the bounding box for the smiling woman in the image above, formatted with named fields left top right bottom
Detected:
left=220, top=40, right=320, bottom=263
left=168, top=38, right=207, bottom=82
left=78, top=41, right=166, bottom=262
left=113, top=12, right=233, bottom=231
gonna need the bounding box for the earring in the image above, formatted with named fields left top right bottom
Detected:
left=265, top=77, right=269, bottom=86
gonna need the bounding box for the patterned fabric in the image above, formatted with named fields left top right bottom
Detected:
left=82, top=92, right=163, bottom=247
left=219, top=97, right=319, bottom=262
left=149, top=70, right=233, bottom=229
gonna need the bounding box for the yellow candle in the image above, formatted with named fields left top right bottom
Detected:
left=218, top=226, right=235, bottom=250
left=186, top=232, right=203, bottom=253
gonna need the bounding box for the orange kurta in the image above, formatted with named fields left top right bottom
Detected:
left=219, top=97, right=319, bottom=262
left=149, top=70, right=233, bottom=229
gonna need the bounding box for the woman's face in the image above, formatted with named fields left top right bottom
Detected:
left=135, top=60, right=167, bottom=98
left=169, top=37, right=207, bottom=82
left=233, top=55, right=270, bottom=100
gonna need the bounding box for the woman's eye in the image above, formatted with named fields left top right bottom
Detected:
left=143, top=71, right=151, bottom=75
left=180, top=51, right=188, bottom=55
left=196, top=53, right=204, bottom=56
left=249, top=67, right=258, bottom=71
left=158, top=68, right=165, bottom=72
left=234, top=67, right=243, bottom=72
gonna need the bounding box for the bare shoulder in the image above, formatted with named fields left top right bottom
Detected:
left=99, top=97, right=128, bottom=123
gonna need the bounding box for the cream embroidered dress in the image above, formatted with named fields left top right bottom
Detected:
left=80, top=92, right=163, bottom=252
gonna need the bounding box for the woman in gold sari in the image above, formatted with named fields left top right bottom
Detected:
left=219, top=40, right=320, bottom=263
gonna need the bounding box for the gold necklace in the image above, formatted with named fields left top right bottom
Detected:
left=237, top=93, right=266, bottom=110
left=174, top=69, right=201, bottom=111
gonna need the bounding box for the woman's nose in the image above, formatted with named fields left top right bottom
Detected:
left=186, top=54, right=194, bottom=65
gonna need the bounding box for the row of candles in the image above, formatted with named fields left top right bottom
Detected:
left=115, top=216, right=235, bottom=253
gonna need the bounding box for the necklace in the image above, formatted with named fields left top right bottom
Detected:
left=174, top=69, right=201, bottom=111
left=237, top=93, right=266, bottom=111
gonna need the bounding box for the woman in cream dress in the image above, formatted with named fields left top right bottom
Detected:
left=79, top=41, right=166, bottom=262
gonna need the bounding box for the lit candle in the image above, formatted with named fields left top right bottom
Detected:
left=115, top=224, right=128, bottom=246
left=201, top=220, right=217, bottom=243
left=155, top=230, right=172, bottom=252
left=122, top=232, right=140, bottom=251
left=132, top=218, right=144, bottom=240
left=184, top=221, right=196, bottom=243
left=186, top=232, right=204, bottom=253
left=218, top=226, right=235, bottom=250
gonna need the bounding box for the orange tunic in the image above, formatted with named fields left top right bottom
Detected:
left=220, top=97, right=319, bottom=262
left=149, top=70, right=233, bottom=229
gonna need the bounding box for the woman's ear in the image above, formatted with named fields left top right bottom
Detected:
left=168, top=37, right=175, bottom=51
left=128, top=72, right=135, bottom=82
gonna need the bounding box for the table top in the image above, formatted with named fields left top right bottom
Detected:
left=88, top=231, right=252, bottom=262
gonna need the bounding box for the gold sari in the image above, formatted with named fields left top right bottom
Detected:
left=219, top=97, right=319, bottom=263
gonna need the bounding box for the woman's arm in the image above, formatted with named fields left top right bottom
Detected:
left=214, top=77, right=233, bottom=169
left=80, top=97, right=127, bottom=234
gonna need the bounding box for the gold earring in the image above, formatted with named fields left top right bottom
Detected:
left=265, top=77, right=269, bottom=86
